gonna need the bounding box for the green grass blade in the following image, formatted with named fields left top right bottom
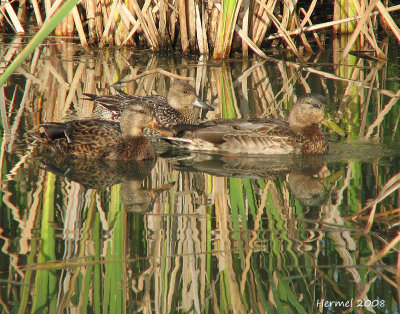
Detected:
left=0, top=0, right=80, bottom=87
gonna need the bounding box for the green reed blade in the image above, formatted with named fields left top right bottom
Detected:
left=104, top=184, right=124, bottom=312
left=32, top=172, right=56, bottom=312
left=0, top=0, right=80, bottom=87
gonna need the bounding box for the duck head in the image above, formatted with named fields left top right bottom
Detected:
left=120, top=104, right=156, bottom=137
left=167, top=81, right=214, bottom=111
left=288, top=94, right=345, bottom=136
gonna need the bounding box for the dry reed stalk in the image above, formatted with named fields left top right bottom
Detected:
left=121, top=7, right=142, bottom=45
left=341, top=0, right=382, bottom=60
left=367, top=233, right=400, bottom=265
left=72, top=6, right=89, bottom=50
left=131, top=0, right=159, bottom=49
left=253, top=0, right=277, bottom=46
left=117, top=1, right=140, bottom=43
left=359, top=73, right=376, bottom=136
left=101, top=0, right=113, bottom=43
left=158, top=0, right=167, bottom=46
left=256, top=0, right=304, bottom=62
left=43, top=0, right=51, bottom=17
left=178, top=0, right=189, bottom=53
left=252, top=0, right=264, bottom=44
left=195, top=4, right=204, bottom=54
left=334, top=0, right=357, bottom=33
left=30, top=0, right=43, bottom=26
left=292, top=12, right=313, bottom=54
left=145, top=5, right=161, bottom=47
left=4, top=2, right=25, bottom=33
left=187, top=0, right=196, bottom=51
left=282, top=1, right=313, bottom=54
left=267, top=5, right=400, bottom=41
left=0, top=37, right=23, bottom=72
left=115, top=68, right=192, bottom=85
left=116, top=1, right=131, bottom=45
left=99, top=0, right=119, bottom=48
left=207, top=6, right=218, bottom=50
left=376, top=1, right=400, bottom=42
left=169, top=5, right=177, bottom=44
left=213, top=0, right=243, bottom=59
left=241, top=0, right=250, bottom=56
left=201, top=2, right=210, bottom=54
left=365, top=89, right=400, bottom=137
left=299, top=7, right=322, bottom=49
left=17, top=0, right=27, bottom=24
left=84, top=0, right=98, bottom=43
left=62, top=62, right=85, bottom=117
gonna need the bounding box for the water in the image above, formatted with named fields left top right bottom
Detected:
left=1, top=35, right=400, bottom=313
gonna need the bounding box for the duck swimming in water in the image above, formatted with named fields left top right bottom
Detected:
left=84, top=81, right=214, bottom=130
left=149, top=94, right=345, bottom=155
left=32, top=104, right=157, bottom=161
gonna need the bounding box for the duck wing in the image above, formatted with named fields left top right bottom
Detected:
left=33, top=120, right=122, bottom=156
left=84, top=93, right=166, bottom=117
left=167, top=120, right=302, bottom=154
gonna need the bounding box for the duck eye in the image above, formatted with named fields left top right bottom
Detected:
left=313, top=102, right=322, bottom=109
left=132, top=108, right=145, bottom=114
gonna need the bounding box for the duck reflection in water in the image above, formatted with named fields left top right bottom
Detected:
left=38, top=157, right=174, bottom=213
left=162, top=152, right=341, bottom=207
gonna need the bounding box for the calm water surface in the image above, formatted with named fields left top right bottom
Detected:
left=1, top=36, right=400, bottom=313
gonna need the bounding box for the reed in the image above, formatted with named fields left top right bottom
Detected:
left=1, top=0, right=400, bottom=78
left=2, top=40, right=400, bottom=311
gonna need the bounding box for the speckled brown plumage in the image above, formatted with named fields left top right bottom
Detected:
left=151, top=94, right=341, bottom=155
left=84, top=81, right=214, bottom=131
left=32, top=104, right=157, bottom=161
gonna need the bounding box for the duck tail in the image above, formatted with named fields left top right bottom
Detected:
left=82, top=93, right=97, bottom=101
left=162, top=136, right=193, bottom=146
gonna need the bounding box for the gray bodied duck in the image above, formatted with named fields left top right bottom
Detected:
left=84, top=81, right=214, bottom=130
left=32, top=104, right=157, bottom=161
left=149, top=94, right=345, bottom=155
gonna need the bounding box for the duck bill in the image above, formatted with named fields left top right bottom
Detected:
left=321, top=116, right=347, bottom=137
left=148, top=120, right=174, bottom=137
left=192, top=98, right=214, bottom=111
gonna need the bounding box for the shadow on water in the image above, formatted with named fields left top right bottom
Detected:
left=1, top=36, right=400, bottom=312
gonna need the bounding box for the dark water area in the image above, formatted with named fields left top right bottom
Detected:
left=1, top=33, right=400, bottom=313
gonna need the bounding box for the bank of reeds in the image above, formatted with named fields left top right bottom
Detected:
left=2, top=0, right=400, bottom=59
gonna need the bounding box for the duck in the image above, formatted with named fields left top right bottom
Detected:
left=32, top=104, right=157, bottom=161
left=84, top=81, right=214, bottom=130
left=149, top=94, right=345, bottom=155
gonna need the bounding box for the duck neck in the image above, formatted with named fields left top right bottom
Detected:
left=122, top=126, right=142, bottom=138
left=178, top=107, right=201, bottom=124
left=299, top=125, right=328, bottom=154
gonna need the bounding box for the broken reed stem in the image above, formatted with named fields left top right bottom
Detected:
left=267, top=4, right=400, bottom=40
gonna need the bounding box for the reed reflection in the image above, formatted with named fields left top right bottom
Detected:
left=1, top=47, right=400, bottom=312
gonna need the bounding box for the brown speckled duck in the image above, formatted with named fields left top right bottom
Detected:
left=32, top=104, right=157, bottom=161
left=84, top=81, right=214, bottom=130
left=150, top=94, right=345, bottom=155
